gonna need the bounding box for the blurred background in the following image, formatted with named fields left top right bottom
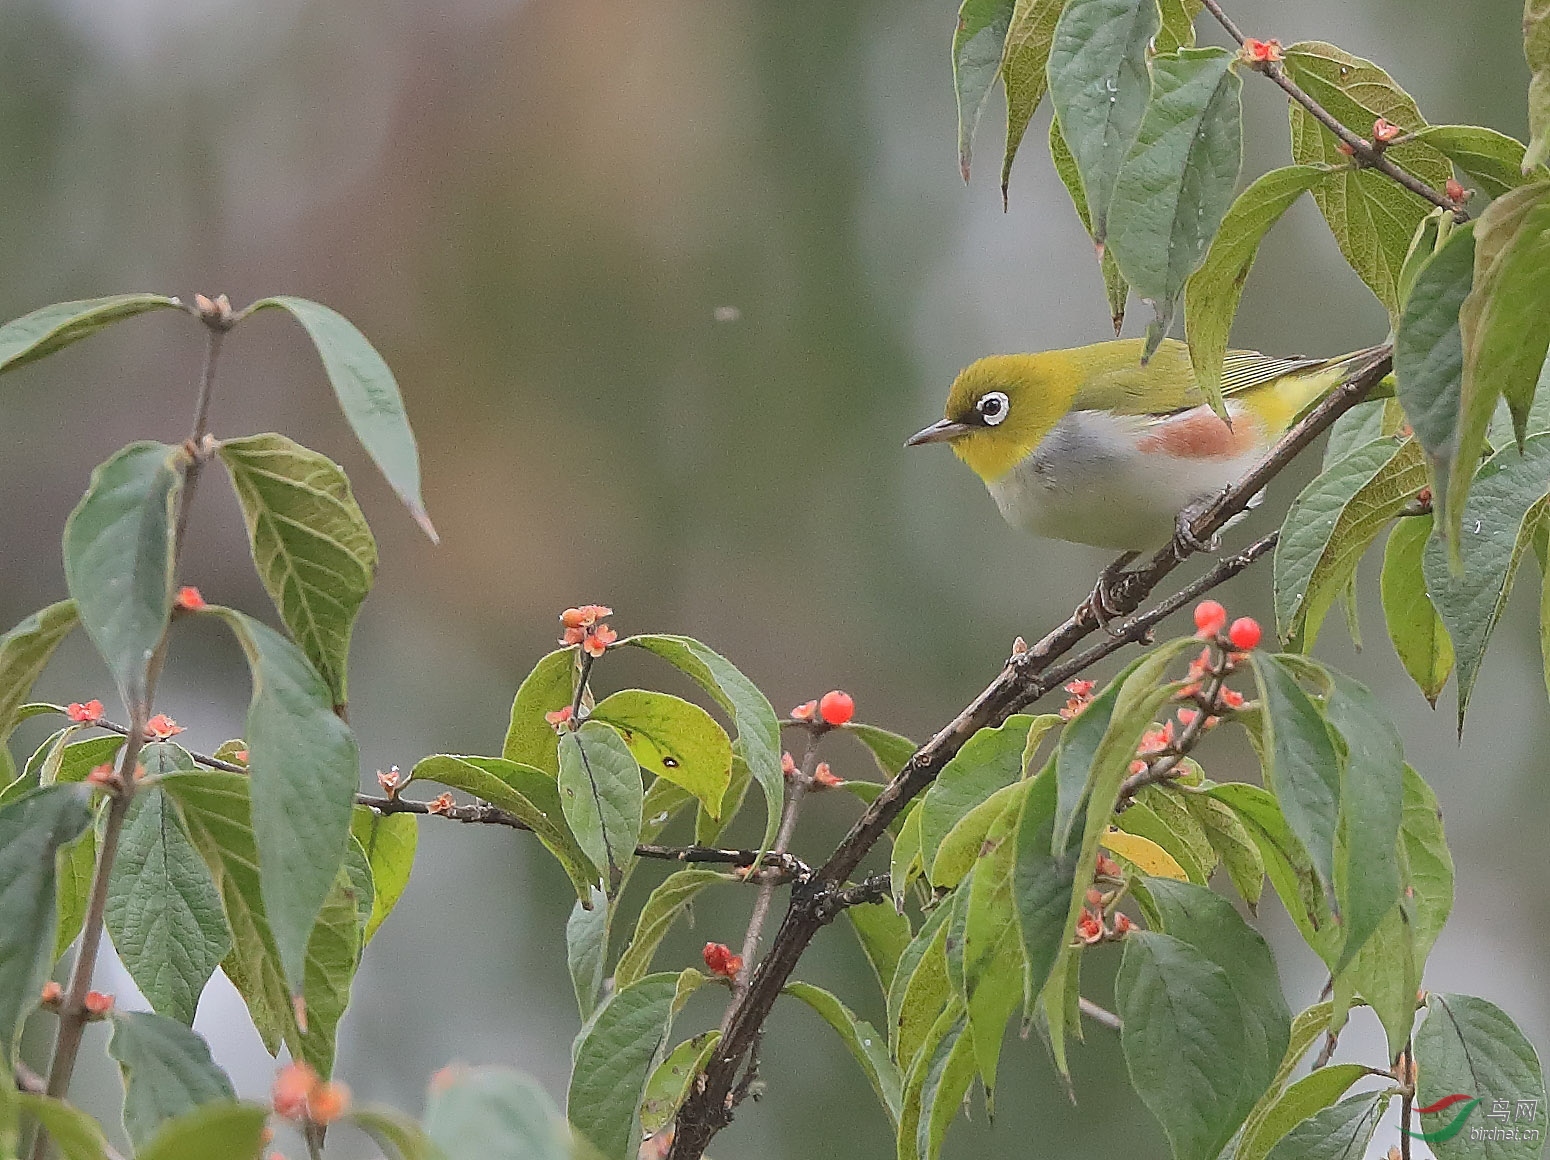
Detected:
left=1, top=0, right=1541, bottom=1156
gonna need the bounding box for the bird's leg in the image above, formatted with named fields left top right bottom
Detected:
left=1172, top=491, right=1228, bottom=558
left=1083, top=551, right=1139, bottom=636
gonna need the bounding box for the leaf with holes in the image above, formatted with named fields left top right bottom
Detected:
left=591, top=690, right=732, bottom=820
left=245, top=296, right=434, bottom=538
left=218, top=434, right=377, bottom=707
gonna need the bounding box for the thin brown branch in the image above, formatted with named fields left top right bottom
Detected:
left=1197, top=0, right=1464, bottom=220
left=664, top=348, right=1393, bottom=1160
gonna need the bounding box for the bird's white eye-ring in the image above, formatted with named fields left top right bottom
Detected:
left=977, top=390, right=1010, bottom=425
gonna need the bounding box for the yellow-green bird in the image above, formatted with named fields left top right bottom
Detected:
left=908, top=338, right=1386, bottom=558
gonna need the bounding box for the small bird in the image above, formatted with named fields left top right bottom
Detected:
left=907, top=338, right=1386, bottom=617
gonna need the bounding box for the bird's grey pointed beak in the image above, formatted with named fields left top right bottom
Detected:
left=905, top=418, right=971, bottom=447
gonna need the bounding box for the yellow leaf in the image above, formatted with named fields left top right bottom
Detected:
left=1101, top=827, right=1188, bottom=880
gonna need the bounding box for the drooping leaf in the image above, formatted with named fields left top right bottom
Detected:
left=953, top=0, right=1016, bottom=181
left=1525, top=0, right=1550, bottom=171
left=919, top=713, right=1045, bottom=872
left=1107, top=47, right=1244, bottom=359
left=613, top=868, right=730, bottom=989
left=640, top=1031, right=723, bottom=1136
left=909, top=1007, right=979, bottom=1160
left=0, top=601, right=78, bottom=745
left=842, top=722, right=918, bottom=778
left=293, top=859, right=367, bottom=1078
left=567, top=971, right=695, bottom=1160
left=106, top=1011, right=235, bottom=1150
left=1415, top=993, right=1546, bottom=1160
left=558, top=721, right=644, bottom=894
left=63, top=442, right=184, bottom=713
left=785, top=982, right=902, bottom=1126
left=105, top=785, right=231, bottom=1024
left=1046, top=0, right=1159, bottom=242
left=427, top=1066, right=573, bottom=1160
left=1186, top=166, right=1332, bottom=415
left=1412, top=125, right=1537, bottom=198
left=891, top=802, right=924, bottom=906
left=1116, top=930, right=1262, bottom=1160
left=1262, top=1092, right=1387, bottom=1160
left=1284, top=41, right=1452, bottom=315
left=1052, top=654, right=1149, bottom=850
left=1050, top=116, right=1131, bottom=330
left=349, top=806, right=417, bottom=943
left=0, top=785, right=91, bottom=1062
left=1423, top=435, right=1550, bottom=729
left=591, top=690, right=732, bottom=819
left=502, top=648, right=573, bottom=776
left=624, top=634, right=782, bottom=857
left=1248, top=654, right=1342, bottom=901
left=218, top=434, right=378, bottom=707
left=999, top=0, right=1064, bottom=196
left=210, top=608, right=359, bottom=990
left=1181, top=790, right=1263, bottom=906
left=1381, top=514, right=1455, bottom=705
left=1274, top=437, right=1427, bottom=649
left=411, top=754, right=595, bottom=899
left=892, top=899, right=955, bottom=1072
left=887, top=899, right=951, bottom=1060
left=0, top=294, right=180, bottom=375
left=566, top=887, right=611, bottom=1022
left=929, top=778, right=1026, bottom=889
left=847, top=901, right=913, bottom=999
left=245, top=296, right=435, bottom=538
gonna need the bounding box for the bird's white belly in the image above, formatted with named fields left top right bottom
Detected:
left=985, top=409, right=1259, bottom=551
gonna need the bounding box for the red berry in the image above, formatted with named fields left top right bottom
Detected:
left=703, top=942, right=734, bottom=976
left=1193, top=600, right=1227, bottom=637
left=818, top=690, right=854, bottom=726
left=1227, top=617, right=1262, bottom=650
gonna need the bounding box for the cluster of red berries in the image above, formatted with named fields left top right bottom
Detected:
left=1192, top=600, right=1261, bottom=650
left=789, top=689, right=854, bottom=726
left=560, top=605, right=617, bottom=658
left=271, top=1061, right=351, bottom=1125
left=702, top=941, right=744, bottom=979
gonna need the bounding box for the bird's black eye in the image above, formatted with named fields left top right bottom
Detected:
left=977, top=390, right=1010, bottom=426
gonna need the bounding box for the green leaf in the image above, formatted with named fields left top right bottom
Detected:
left=784, top=983, right=901, bottom=1126
left=1413, top=125, right=1537, bottom=199
left=847, top=901, right=912, bottom=998
left=999, top=0, right=1064, bottom=197
left=55, top=823, right=97, bottom=962
left=567, top=971, right=690, bottom=1160
left=1046, top=0, right=1159, bottom=242
left=559, top=721, right=644, bottom=894
left=427, top=1066, right=572, bottom=1160
left=1115, top=930, right=1262, bottom=1160
left=1053, top=657, right=1142, bottom=850
left=502, top=648, right=573, bottom=776
left=1381, top=514, right=1455, bottom=704
left=1526, top=0, right=1550, bottom=171
left=1013, top=763, right=1076, bottom=1019
left=210, top=608, right=359, bottom=990
left=293, top=858, right=367, bottom=1078
left=919, top=713, right=1047, bottom=872
left=107, top=1011, right=235, bottom=1149
left=1186, top=166, right=1332, bottom=415
left=1262, top=1092, right=1386, bottom=1160
left=349, top=806, right=417, bottom=943
left=841, top=722, right=918, bottom=778
left=218, top=433, right=378, bottom=707
left=614, top=868, right=730, bottom=989
left=1107, top=47, right=1244, bottom=359
left=899, top=1006, right=978, bottom=1160
left=1115, top=797, right=1209, bottom=884
left=1454, top=185, right=1550, bottom=540
left=567, top=887, right=611, bottom=1022
left=105, top=786, right=231, bottom=1023
left=1050, top=116, right=1131, bottom=331
left=1248, top=654, right=1342, bottom=900
left=640, top=1030, right=722, bottom=1137
left=591, top=690, right=732, bottom=819
left=929, top=778, right=1026, bottom=889
left=1423, top=435, right=1550, bottom=729
left=13, top=1094, right=109, bottom=1160
left=624, top=634, right=782, bottom=858
left=1181, top=791, right=1263, bottom=906
left=0, top=294, right=180, bottom=375
left=891, top=802, right=924, bottom=905
left=1142, top=878, right=1290, bottom=1096
left=1324, top=399, right=1407, bottom=471
left=1274, top=438, right=1427, bottom=649
left=63, top=442, right=184, bottom=713
left=0, top=785, right=91, bottom=1063
left=1395, top=222, right=1474, bottom=526
left=0, top=602, right=78, bottom=745
left=349, top=1106, right=442, bottom=1160
left=1398, top=765, right=1454, bottom=962
left=1284, top=42, right=1452, bottom=315
left=1416, top=993, right=1546, bottom=1160
left=892, top=900, right=955, bottom=1072
left=1235, top=1064, right=1371, bottom=1160
left=410, top=754, right=596, bottom=900
left=246, top=296, right=435, bottom=538
left=953, top=0, right=1016, bottom=181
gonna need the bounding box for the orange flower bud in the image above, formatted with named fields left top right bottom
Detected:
left=145, top=714, right=184, bottom=740
left=376, top=766, right=402, bottom=795
left=307, top=1080, right=351, bottom=1124
left=812, top=762, right=841, bottom=789
left=582, top=625, right=618, bottom=658
left=65, top=700, right=104, bottom=723
left=1372, top=118, right=1402, bottom=143
left=1112, top=912, right=1136, bottom=935
left=174, top=586, right=207, bottom=612
left=1076, top=911, right=1105, bottom=944
left=271, top=1061, right=319, bottom=1119
left=426, top=792, right=455, bottom=815
left=82, top=991, right=114, bottom=1016
left=545, top=705, right=574, bottom=729
left=40, top=981, right=62, bottom=1007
